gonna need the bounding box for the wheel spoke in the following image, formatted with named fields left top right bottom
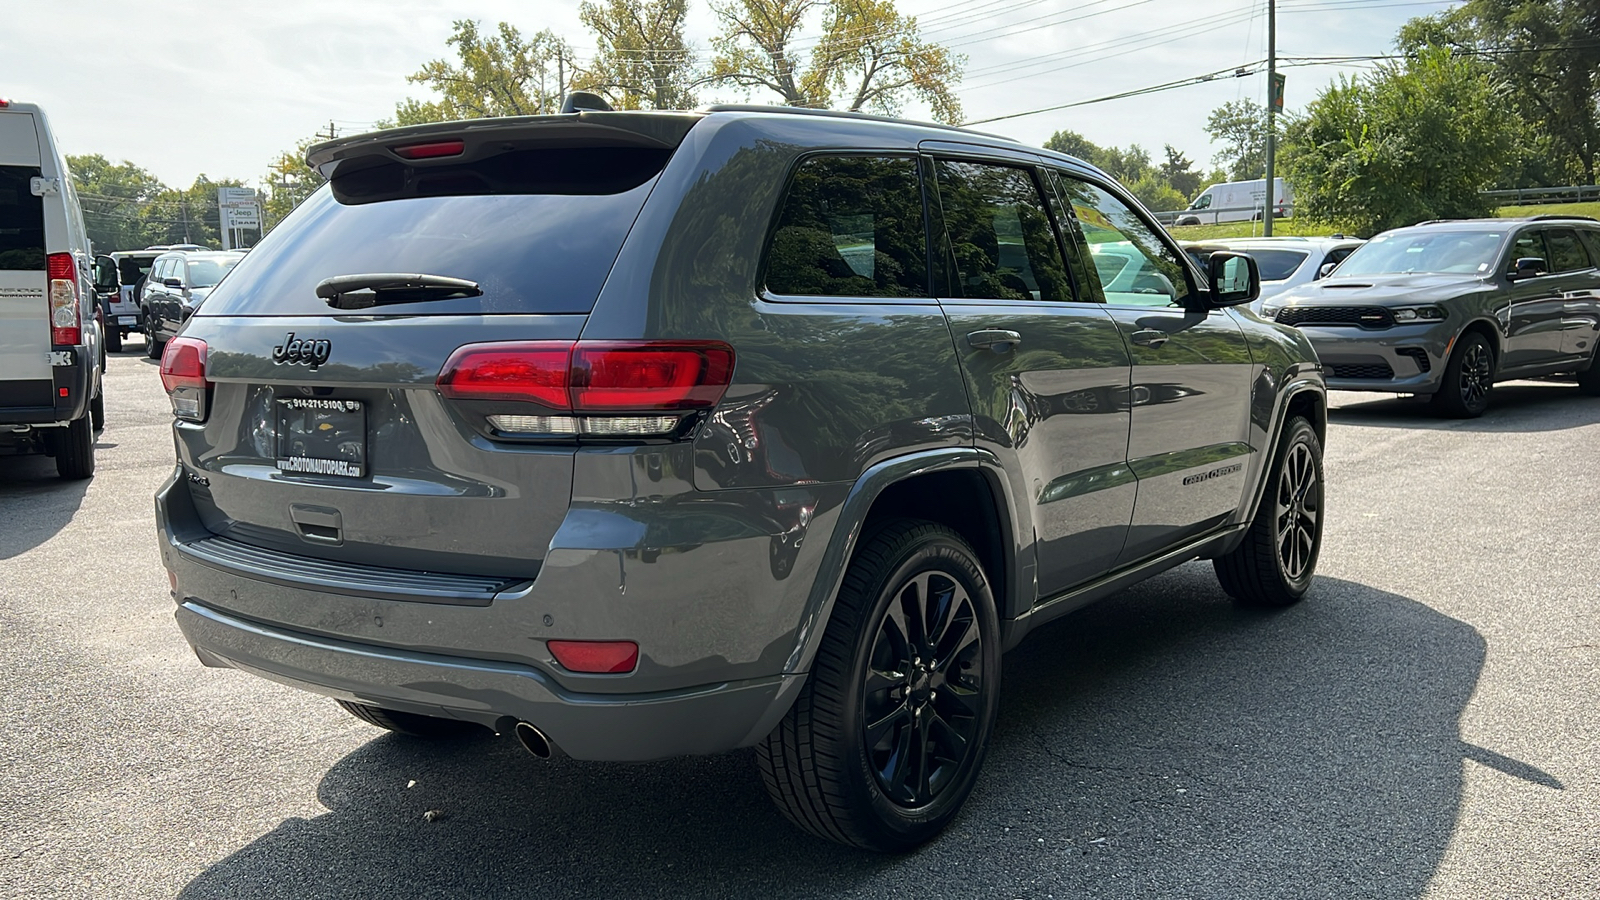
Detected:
left=935, top=681, right=981, bottom=719
left=865, top=701, right=910, bottom=749
left=882, top=712, right=916, bottom=801
left=864, top=666, right=902, bottom=696
left=900, top=574, right=929, bottom=653
left=934, top=610, right=978, bottom=665
left=923, top=575, right=959, bottom=654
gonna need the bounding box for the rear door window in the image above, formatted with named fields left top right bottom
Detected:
left=763, top=155, right=928, bottom=298
left=1546, top=229, right=1591, bottom=272
left=930, top=159, right=1074, bottom=302
left=1246, top=249, right=1310, bottom=281
left=0, top=165, right=46, bottom=270
left=199, top=146, right=673, bottom=317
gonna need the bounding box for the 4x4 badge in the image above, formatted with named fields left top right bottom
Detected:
left=272, top=333, right=332, bottom=369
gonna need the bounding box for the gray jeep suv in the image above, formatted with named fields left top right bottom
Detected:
left=1261, top=216, right=1600, bottom=416
left=155, top=101, right=1328, bottom=851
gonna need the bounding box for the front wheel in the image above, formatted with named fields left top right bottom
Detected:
left=757, top=520, right=1000, bottom=851
left=106, top=326, right=123, bottom=353
left=1432, top=331, right=1494, bottom=417
left=1214, top=416, right=1323, bottom=607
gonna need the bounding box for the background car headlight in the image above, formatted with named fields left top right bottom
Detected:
left=1392, top=306, right=1446, bottom=322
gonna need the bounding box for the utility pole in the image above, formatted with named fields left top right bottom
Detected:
left=1263, top=0, right=1277, bottom=237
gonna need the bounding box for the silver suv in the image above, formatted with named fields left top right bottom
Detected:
left=1262, top=216, right=1600, bottom=416
left=155, top=101, right=1327, bottom=850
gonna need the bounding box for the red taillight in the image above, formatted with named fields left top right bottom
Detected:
left=437, top=341, right=735, bottom=417
left=393, top=140, right=465, bottom=160
left=572, top=343, right=736, bottom=410
left=46, top=252, right=80, bottom=345
left=547, top=640, right=639, bottom=674
left=160, top=337, right=210, bottom=421
left=436, top=342, right=573, bottom=406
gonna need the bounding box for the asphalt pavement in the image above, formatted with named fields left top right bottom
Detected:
left=2, top=343, right=1596, bottom=899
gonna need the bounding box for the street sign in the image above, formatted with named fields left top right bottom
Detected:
left=217, top=187, right=263, bottom=250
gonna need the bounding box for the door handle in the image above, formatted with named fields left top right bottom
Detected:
left=1130, top=329, right=1169, bottom=348
left=967, top=329, right=1022, bottom=353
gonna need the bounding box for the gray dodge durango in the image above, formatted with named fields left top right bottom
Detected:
left=1261, top=216, right=1600, bottom=416
left=156, top=99, right=1328, bottom=850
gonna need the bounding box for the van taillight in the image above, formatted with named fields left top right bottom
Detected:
left=436, top=340, right=735, bottom=438
left=46, top=253, right=81, bottom=345
left=160, top=337, right=211, bottom=421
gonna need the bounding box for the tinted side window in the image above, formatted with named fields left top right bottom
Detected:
left=764, top=155, right=928, bottom=298
left=1055, top=176, right=1190, bottom=307
left=0, top=165, right=46, bottom=270
left=1546, top=229, right=1591, bottom=272
left=1582, top=229, right=1600, bottom=264
left=931, top=159, right=1073, bottom=302
left=1508, top=230, right=1549, bottom=273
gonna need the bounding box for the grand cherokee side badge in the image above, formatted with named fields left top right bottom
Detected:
left=272, top=333, right=332, bottom=369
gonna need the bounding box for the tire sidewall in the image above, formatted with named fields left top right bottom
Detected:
left=1443, top=331, right=1494, bottom=416
left=835, top=530, right=1001, bottom=846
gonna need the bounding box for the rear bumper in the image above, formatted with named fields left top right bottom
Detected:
left=1295, top=323, right=1453, bottom=394
left=156, top=461, right=837, bottom=761
left=0, top=348, right=92, bottom=426
left=175, top=599, right=803, bottom=761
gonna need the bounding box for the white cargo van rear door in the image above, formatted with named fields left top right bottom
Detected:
left=0, top=110, right=51, bottom=389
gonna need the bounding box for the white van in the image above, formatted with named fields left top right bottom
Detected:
left=0, top=99, right=103, bottom=479
left=1175, top=177, right=1294, bottom=226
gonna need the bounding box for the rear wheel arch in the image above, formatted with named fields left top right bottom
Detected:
left=860, top=468, right=1016, bottom=622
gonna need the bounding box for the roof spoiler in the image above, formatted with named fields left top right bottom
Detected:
left=306, top=106, right=703, bottom=178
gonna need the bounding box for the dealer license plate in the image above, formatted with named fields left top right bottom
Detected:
left=275, top=397, right=366, bottom=478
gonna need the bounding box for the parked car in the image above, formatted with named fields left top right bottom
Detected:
left=1174, top=177, right=1293, bottom=226
left=92, top=247, right=165, bottom=351
left=1183, top=236, right=1366, bottom=310
left=1261, top=215, right=1600, bottom=416
left=156, top=100, right=1328, bottom=851
left=0, top=99, right=103, bottom=478
left=140, top=249, right=244, bottom=358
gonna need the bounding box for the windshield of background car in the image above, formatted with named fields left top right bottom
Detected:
left=1334, top=231, right=1503, bottom=277
left=1244, top=249, right=1309, bottom=281
left=186, top=257, right=239, bottom=288
left=198, top=146, right=671, bottom=317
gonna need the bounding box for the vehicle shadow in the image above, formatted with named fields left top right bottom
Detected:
left=180, top=571, right=1514, bottom=899
left=1328, top=381, right=1600, bottom=432
left=0, top=454, right=89, bottom=560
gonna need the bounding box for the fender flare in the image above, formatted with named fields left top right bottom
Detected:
left=780, top=446, right=1016, bottom=675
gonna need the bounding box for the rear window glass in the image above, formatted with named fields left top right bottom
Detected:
left=187, top=257, right=240, bottom=288
left=764, top=155, right=928, bottom=298
left=0, top=165, right=46, bottom=270
left=1245, top=249, right=1310, bottom=281
left=199, top=147, right=671, bottom=317
left=1546, top=229, right=1591, bottom=272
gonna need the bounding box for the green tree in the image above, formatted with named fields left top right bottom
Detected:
left=66, top=154, right=167, bottom=252
left=1400, top=1, right=1599, bottom=184
left=1159, top=144, right=1201, bottom=199
left=139, top=176, right=248, bottom=249
left=391, top=20, right=576, bottom=126
left=1281, top=47, right=1516, bottom=235
left=708, top=0, right=964, bottom=123
left=1043, top=129, right=1104, bottom=164
left=578, top=0, right=699, bottom=109
left=1205, top=98, right=1274, bottom=181
left=262, top=137, right=326, bottom=232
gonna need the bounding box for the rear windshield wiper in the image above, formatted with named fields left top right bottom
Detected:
left=316, top=273, right=482, bottom=310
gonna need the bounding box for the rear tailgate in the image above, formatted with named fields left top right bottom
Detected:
left=176, top=112, right=700, bottom=579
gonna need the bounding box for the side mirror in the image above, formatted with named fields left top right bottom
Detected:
left=1207, top=251, right=1259, bottom=307
left=163, top=277, right=183, bottom=288
left=1509, top=257, right=1547, bottom=280
left=1317, top=262, right=1337, bottom=280
left=94, top=256, right=118, bottom=292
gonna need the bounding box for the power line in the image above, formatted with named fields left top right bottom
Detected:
left=964, top=62, right=1266, bottom=126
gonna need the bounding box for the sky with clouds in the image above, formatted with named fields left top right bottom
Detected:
left=2, top=0, right=1459, bottom=189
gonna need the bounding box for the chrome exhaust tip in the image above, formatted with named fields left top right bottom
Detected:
left=513, top=721, right=554, bottom=759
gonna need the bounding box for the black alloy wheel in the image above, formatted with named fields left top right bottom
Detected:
left=1433, top=331, right=1495, bottom=418
left=757, top=520, right=1000, bottom=851
left=1214, top=416, right=1323, bottom=606
left=862, top=569, right=986, bottom=807
left=1274, top=439, right=1321, bottom=583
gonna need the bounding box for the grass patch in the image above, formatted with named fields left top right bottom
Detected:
left=1167, top=201, right=1599, bottom=242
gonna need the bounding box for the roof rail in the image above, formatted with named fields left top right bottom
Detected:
left=700, top=104, right=1015, bottom=141
left=1527, top=214, right=1599, bottom=222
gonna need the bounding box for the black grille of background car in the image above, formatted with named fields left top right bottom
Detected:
left=1275, top=306, right=1396, bottom=329
left=1395, top=347, right=1432, bottom=373
left=1327, top=363, right=1396, bottom=379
